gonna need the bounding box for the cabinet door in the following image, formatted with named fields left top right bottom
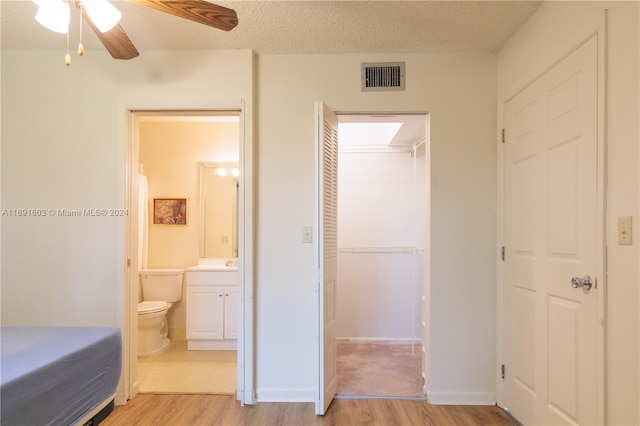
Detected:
left=187, top=286, right=224, bottom=340
left=224, top=287, right=239, bottom=339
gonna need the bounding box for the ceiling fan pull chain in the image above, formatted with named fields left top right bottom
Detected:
left=77, top=2, right=84, bottom=56
left=65, top=28, right=71, bottom=66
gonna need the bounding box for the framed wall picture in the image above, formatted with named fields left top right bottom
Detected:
left=153, top=198, right=187, bottom=225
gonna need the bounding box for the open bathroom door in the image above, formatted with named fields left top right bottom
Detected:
left=315, top=101, right=338, bottom=415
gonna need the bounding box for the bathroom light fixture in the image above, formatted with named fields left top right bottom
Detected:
left=34, top=0, right=70, bottom=34
left=215, top=168, right=240, bottom=177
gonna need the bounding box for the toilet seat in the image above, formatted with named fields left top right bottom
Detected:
left=138, top=300, right=168, bottom=314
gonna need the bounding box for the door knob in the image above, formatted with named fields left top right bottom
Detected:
left=571, top=275, right=593, bottom=290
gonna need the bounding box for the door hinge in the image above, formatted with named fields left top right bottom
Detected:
left=502, top=128, right=506, bottom=144
left=501, top=364, right=505, bottom=379
left=127, top=258, right=131, bottom=267
left=501, top=246, right=505, bottom=261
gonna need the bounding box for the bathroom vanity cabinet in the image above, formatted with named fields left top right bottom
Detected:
left=185, top=269, right=238, bottom=350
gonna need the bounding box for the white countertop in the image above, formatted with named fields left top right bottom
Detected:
left=184, top=259, right=238, bottom=272
left=184, top=264, right=238, bottom=272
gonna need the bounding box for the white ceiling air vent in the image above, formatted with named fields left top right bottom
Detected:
left=361, top=62, right=405, bottom=92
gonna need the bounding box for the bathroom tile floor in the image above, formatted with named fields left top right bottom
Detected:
left=137, top=341, right=237, bottom=395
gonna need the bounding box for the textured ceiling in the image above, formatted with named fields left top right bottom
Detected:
left=1, top=1, right=542, bottom=55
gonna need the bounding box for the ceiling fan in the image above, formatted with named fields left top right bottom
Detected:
left=33, top=0, right=238, bottom=62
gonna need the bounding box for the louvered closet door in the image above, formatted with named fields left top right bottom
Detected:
left=315, top=101, right=338, bottom=415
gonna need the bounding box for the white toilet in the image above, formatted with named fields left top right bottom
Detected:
left=137, top=269, right=184, bottom=356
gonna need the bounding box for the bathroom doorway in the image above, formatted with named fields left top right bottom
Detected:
left=127, top=111, right=244, bottom=397
left=334, top=113, right=429, bottom=399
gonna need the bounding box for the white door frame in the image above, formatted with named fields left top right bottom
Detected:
left=496, top=29, right=607, bottom=422
left=315, top=108, right=431, bottom=408
left=120, top=105, right=255, bottom=405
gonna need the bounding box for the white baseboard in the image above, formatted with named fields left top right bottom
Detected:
left=131, top=381, right=140, bottom=398
left=256, top=388, right=315, bottom=402
left=427, top=391, right=496, bottom=405
left=256, top=389, right=494, bottom=405
left=337, top=337, right=423, bottom=345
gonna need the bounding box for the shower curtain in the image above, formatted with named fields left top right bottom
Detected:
left=138, top=171, right=149, bottom=270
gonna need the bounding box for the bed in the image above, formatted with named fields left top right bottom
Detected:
left=1, top=327, right=122, bottom=426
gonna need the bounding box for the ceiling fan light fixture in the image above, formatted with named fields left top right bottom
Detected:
left=82, top=0, right=122, bottom=33
left=34, top=0, right=70, bottom=34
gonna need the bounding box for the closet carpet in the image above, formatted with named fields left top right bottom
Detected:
left=337, top=342, right=424, bottom=398
left=137, top=341, right=236, bottom=395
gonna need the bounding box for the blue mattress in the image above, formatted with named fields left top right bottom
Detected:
left=1, top=327, right=122, bottom=426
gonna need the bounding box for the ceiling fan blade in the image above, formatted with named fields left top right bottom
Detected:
left=81, top=7, right=140, bottom=60
left=127, top=0, right=238, bottom=31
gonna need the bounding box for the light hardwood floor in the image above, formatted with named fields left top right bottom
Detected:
left=102, top=394, right=517, bottom=426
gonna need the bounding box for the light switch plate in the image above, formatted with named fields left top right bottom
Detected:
left=302, top=226, right=313, bottom=243
left=618, top=216, right=632, bottom=245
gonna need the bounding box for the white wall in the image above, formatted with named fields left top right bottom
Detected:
left=258, top=52, right=497, bottom=403
left=336, top=149, right=424, bottom=340
left=141, top=121, right=239, bottom=269
left=0, top=49, right=254, bottom=327
left=497, top=2, right=640, bottom=424
left=2, top=46, right=497, bottom=406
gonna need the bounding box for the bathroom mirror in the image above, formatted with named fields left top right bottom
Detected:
left=199, top=162, right=239, bottom=259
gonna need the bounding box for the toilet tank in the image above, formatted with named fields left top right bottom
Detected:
left=140, top=269, right=184, bottom=302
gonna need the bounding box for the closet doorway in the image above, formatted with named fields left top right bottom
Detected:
left=335, top=113, right=429, bottom=399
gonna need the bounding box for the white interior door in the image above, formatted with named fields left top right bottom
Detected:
left=503, top=36, right=600, bottom=425
left=315, top=101, right=338, bottom=415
